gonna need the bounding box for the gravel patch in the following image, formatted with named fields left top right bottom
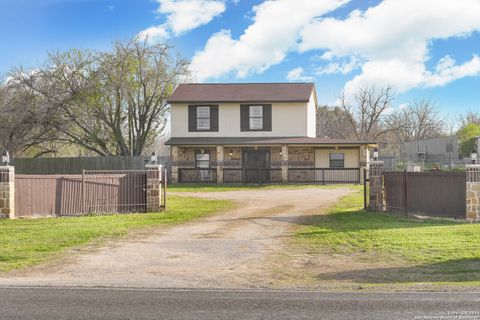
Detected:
left=0, top=187, right=353, bottom=288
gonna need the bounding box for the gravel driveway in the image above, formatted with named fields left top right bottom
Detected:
left=0, top=187, right=353, bottom=288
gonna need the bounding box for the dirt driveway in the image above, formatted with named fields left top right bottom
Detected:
left=0, top=187, right=353, bottom=288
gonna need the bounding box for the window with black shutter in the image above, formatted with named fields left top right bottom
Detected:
left=188, top=105, right=218, bottom=132
left=240, top=104, right=272, bottom=131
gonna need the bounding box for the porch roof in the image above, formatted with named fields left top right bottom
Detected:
left=165, top=137, right=375, bottom=146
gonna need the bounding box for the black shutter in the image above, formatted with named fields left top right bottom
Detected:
left=240, top=105, right=249, bottom=131
left=210, top=105, right=219, bottom=132
left=188, top=105, right=197, bottom=132
left=263, top=104, right=272, bottom=131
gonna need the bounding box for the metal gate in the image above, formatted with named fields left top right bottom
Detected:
left=15, top=169, right=166, bottom=217
left=383, top=171, right=466, bottom=218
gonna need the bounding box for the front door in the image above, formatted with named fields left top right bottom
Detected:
left=242, top=150, right=270, bottom=183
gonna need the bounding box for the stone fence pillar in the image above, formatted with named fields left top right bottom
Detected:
left=368, top=161, right=384, bottom=212
left=281, top=145, right=288, bottom=183
left=466, top=164, right=480, bottom=220
left=145, top=164, right=162, bottom=212
left=0, top=166, right=14, bottom=219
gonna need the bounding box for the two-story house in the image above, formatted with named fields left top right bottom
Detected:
left=165, top=83, right=376, bottom=184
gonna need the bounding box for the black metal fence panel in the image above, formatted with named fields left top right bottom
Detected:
left=288, top=168, right=360, bottom=184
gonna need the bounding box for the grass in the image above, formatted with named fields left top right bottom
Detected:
left=169, top=183, right=361, bottom=193
left=296, top=190, right=480, bottom=284
left=0, top=195, right=234, bottom=272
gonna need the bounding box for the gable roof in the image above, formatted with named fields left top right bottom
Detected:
left=167, top=83, right=316, bottom=103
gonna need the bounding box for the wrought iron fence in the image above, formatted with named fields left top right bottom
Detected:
left=223, top=168, right=282, bottom=184
left=178, top=168, right=217, bottom=183
left=288, top=168, right=361, bottom=184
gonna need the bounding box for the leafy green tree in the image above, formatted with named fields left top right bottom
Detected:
left=457, top=123, right=480, bottom=157
left=10, top=38, right=189, bottom=156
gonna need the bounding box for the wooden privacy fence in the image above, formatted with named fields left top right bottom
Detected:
left=12, top=156, right=170, bottom=174
left=15, top=169, right=166, bottom=218
left=383, top=171, right=466, bottom=219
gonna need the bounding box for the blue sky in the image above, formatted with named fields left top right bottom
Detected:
left=1, top=0, right=480, bottom=116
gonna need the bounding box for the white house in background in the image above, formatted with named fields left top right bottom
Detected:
left=165, top=83, right=376, bottom=184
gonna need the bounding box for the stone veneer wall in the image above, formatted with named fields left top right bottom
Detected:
left=466, top=164, right=480, bottom=220
left=177, top=147, right=217, bottom=166
left=145, top=164, right=162, bottom=212
left=224, top=147, right=242, bottom=167
left=0, top=166, right=14, bottom=219
left=270, top=146, right=282, bottom=168
left=287, top=147, right=314, bottom=163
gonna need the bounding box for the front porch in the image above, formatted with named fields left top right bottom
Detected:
left=170, top=143, right=373, bottom=184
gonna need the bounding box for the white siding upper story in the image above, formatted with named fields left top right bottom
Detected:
left=170, top=91, right=317, bottom=138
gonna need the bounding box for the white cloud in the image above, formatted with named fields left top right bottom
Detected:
left=299, top=0, right=480, bottom=98
left=316, top=57, right=359, bottom=75
left=286, top=67, right=313, bottom=82
left=190, top=0, right=348, bottom=81
left=427, top=55, right=480, bottom=87
left=139, top=0, right=226, bottom=41
left=139, top=25, right=170, bottom=41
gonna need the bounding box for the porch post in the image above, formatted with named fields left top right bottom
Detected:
left=281, top=144, right=288, bottom=183
left=171, top=146, right=179, bottom=184
left=360, top=145, right=370, bottom=184
left=466, top=164, right=480, bottom=220
left=217, top=145, right=224, bottom=184
left=0, top=166, right=15, bottom=219
left=368, top=161, right=384, bottom=212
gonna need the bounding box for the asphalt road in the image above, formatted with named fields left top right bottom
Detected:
left=2, top=287, right=480, bottom=320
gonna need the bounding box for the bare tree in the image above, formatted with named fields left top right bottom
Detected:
left=10, top=38, right=190, bottom=156
left=0, top=81, right=54, bottom=156
left=316, top=105, right=354, bottom=139
left=387, top=99, right=445, bottom=143
left=459, top=111, right=480, bottom=127
left=338, top=85, right=399, bottom=141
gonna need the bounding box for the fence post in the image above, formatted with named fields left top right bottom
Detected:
left=82, top=170, right=86, bottom=214
left=145, top=164, right=162, bottom=212
left=363, top=168, right=367, bottom=210
left=466, top=164, right=480, bottom=220
left=368, top=161, right=384, bottom=212
left=0, top=166, right=15, bottom=219
left=404, top=169, right=408, bottom=217
left=162, top=168, right=167, bottom=210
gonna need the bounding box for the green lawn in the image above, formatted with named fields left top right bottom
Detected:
left=296, top=190, right=480, bottom=284
left=0, top=196, right=234, bottom=272
left=169, top=183, right=361, bottom=193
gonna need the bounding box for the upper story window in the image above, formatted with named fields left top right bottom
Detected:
left=241, top=104, right=272, bottom=132
left=196, top=106, right=210, bottom=130
left=329, top=153, right=345, bottom=168
left=249, top=106, right=263, bottom=130
left=188, top=105, right=218, bottom=132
